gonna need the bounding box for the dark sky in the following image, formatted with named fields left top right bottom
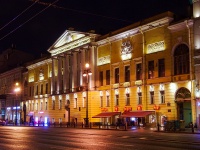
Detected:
left=0, top=0, right=191, bottom=57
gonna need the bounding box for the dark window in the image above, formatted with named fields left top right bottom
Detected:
left=106, top=96, right=110, bottom=107
left=160, top=91, right=165, bottom=104
left=115, top=95, right=119, bottom=106
left=29, top=87, right=31, bottom=97
left=106, top=70, right=110, bottom=85
left=125, top=66, right=130, bottom=82
left=158, top=59, right=165, bottom=77
left=138, top=92, right=142, bottom=104
left=36, top=85, right=38, bottom=95
left=52, top=101, right=55, bottom=110
left=126, top=94, right=130, bottom=106
left=45, top=83, right=48, bottom=94
left=45, top=102, right=47, bottom=110
left=100, top=96, right=103, bottom=107
left=115, top=68, right=119, bottom=83
left=99, top=71, right=103, bottom=86
left=41, top=84, right=43, bottom=95
left=174, top=44, right=189, bottom=75
left=148, top=61, right=154, bottom=79
left=136, top=63, right=142, bottom=80
left=150, top=92, right=154, bottom=104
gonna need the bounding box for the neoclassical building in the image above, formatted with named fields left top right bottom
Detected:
left=94, top=11, right=195, bottom=127
left=21, top=2, right=200, bottom=128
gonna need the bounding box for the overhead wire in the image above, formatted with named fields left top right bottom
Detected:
left=31, top=0, right=132, bottom=23
left=0, top=0, right=38, bottom=31
left=0, top=0, right=59, bottom=41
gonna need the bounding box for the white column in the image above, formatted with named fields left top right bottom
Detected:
left=51, top=58, right=55, bottom=95
left=63, top=55, right=67, bottom=93
left=57, top=56, right=62, bottom=94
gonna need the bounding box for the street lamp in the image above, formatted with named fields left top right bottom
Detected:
left=83, top=63, right=92, bottom=127
left=14, top=82, right=21, bottom=126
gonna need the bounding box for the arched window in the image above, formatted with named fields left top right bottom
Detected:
left=174, top=44, right=189, bottom=75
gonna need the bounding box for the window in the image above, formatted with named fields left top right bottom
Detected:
left=36, top=85, right=38, bottom=95
left=106, top=96, right=110, bottom=107
left=40, top=102, right=43, bottom=110
left=138, top=92, right=142, bottom=105
left=125, top=66, right=130, bottom=82
left=29, top=87, right=31, bottom=97
left=160, top=91, right=165, bottom=104
left=52, top=100, right=55, bottom=110
left=59, top=100, right=62, bottom=109
left=126, top=94, right=130, bottom=106
left=74, top=98, right=77, bottom=108
left=100, top=96, right=103, bottom=107
left=41, top=84, right=43, bottom=95
left=82, top=97, right=86, bottom=108
left=148, top=61, right=154, bottom=79
left=45, top=83, right=48, bottom=94
left=136, top=63, right=142, bottom=80
left=36, top=103, right=38, bottom=111
left=32, top=103, right=34, bottom=111
left=99, top=71, right=103, bottom=86
left=115, top=68, right=119, bottom=83
left=32, top=86, right=34, bottom=96
left=150, top=92, right=154, bottom=104
left=158, top=59, right=165, bottom=77
left=45, top=102, right=47, bottom=110
left=106, top=70, right=110, bottom=85
left=174, top=44, right=189, bottom=75
left=115, top=95, right=119, bottom=106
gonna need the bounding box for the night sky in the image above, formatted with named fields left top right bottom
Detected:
left=0, top=0, right=191, bottom=57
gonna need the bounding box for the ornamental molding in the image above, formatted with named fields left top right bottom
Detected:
left=97, top=17, right=173, bottom=46
left=27, top=58, right=52, bottom=70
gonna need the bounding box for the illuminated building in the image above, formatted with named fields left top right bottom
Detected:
left=94, top=11, right=195, bottom=127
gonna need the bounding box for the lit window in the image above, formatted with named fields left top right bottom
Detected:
left=160, top=91, right=165, bottom=104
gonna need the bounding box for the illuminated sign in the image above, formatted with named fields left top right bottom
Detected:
left=147, top=41, right=165, bottom=54
left=97, top=55, right=110, bottom=66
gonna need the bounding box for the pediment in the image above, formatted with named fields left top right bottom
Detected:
left=54, top=30, right=85, bottom=48
left=48, top=30, right=99, bottom=56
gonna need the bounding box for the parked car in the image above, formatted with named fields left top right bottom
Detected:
left=0, top=119, right=6, bottom=126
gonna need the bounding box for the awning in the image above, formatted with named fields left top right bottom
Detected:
left=92, top=112, right=121, bottom=118
left=121, top=111, right=155, bottom=118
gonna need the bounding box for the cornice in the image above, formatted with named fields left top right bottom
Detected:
left=27, top=58, right=52, bottom=70
left=168, top=19, right=193, bottom=32
left=97, top=17, right=173, bottom=46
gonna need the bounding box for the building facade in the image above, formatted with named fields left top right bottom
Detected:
left=94, top=11, right=195, bottom=127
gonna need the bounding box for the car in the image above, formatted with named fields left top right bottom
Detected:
left=0, top=119, right=6, bottom=126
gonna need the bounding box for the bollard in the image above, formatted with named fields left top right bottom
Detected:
left=157, top=123, right=160, bottom=132
left=124, top=122, right=127, bottom=131
left=190, top=122, right=194, bottom=133
left=82, top=122, right=84, bottom=128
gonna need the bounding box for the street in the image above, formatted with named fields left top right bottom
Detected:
left=0, top=126, right=200, bottom=150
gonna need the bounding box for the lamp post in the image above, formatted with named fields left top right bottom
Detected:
left=83, top=63, right=92, bottom=127
left=14, top=82, right=20, bottom=126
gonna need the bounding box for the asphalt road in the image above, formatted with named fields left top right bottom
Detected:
left=0, top=126, right=199, bottom=150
